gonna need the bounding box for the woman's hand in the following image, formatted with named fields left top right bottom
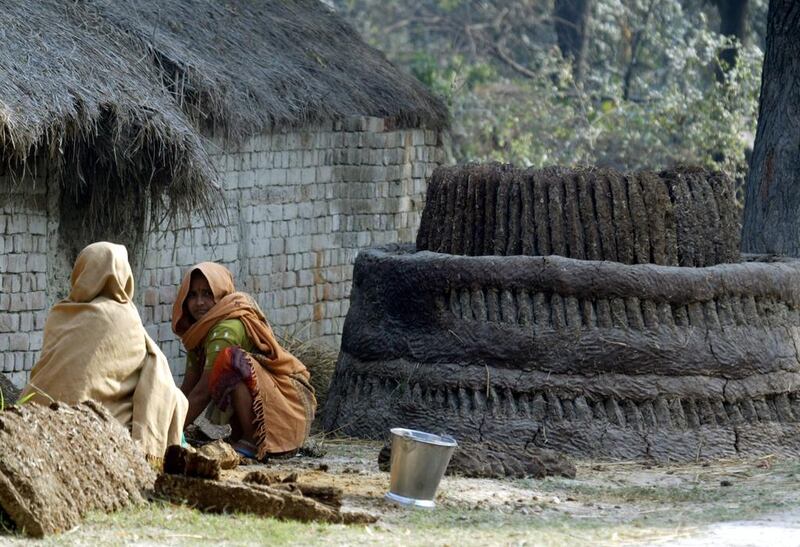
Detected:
left=180, top=362, right=202, bottom=396
left=184, top=369, right=212, bottom=428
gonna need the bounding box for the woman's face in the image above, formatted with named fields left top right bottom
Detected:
left=186, top=273, right=215, bottom=322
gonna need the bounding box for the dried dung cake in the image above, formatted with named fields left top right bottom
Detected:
left=324, top=247, right=800, bottom=462
left=196, top=440, right=239, bottom=470
left=156, top=473, right=375, bottom=524
left=417, top=164, right=740, bottom=266
left=324, top=162, right=800, bottom=463
left=0, top=401, right=155, bottom=537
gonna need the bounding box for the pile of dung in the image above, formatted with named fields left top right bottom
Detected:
left=417, top=164, right=740, bottom=266
left=0, top=401, right=155, bottom=537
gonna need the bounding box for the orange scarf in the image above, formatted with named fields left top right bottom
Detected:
left=173, top=262, right=314, bottom=455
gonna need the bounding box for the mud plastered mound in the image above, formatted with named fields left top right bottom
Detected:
left=323, top=246, right=800, bottom=462
left=0, top=401, right=155, bottom=537
left=417, top=164, right=740, bottom=266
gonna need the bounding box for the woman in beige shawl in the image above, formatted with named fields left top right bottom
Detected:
left=20, top=242, right=187, bottom=462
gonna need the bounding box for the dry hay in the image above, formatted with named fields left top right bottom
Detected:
left=0, top=0, right=220, bottom=239
left=87, top=0, right=448, bottom=136
left=417, top=164, right=741, bottom=267
left=277, top=328, right=338, bottom=410
left=0, top=401, right=155, bottom=537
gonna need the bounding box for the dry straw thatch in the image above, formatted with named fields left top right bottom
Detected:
left=0, top=0, right=447, bottom=233
left=0, top=0, right=218, bottom=232
left=277, top=327, right=339, bottom=410
left=91, top=0, right=449, bottom=137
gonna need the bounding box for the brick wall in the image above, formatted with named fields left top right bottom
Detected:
left=142, top=117, right=443, bottom=378
left=0, top=168, right=53, bottom=387
left=0, top=118, right=444, bottom=385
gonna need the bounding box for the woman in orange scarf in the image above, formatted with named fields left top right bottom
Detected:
left=173, top=262, right=315, bottom=459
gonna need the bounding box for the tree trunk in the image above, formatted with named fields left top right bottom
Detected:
left=715, top=0, right=749, bottom=78
left=741, top=0, right=800, bottom=255
left=554, top=0, right=593, bottom=84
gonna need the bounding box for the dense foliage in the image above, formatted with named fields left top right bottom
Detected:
left=338, top=0, right=766, bottom=184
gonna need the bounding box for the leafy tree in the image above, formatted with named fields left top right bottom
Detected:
left=338, top=0, right=765, bottom=184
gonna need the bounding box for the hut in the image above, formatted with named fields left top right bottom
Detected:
left=0, top=0, right=448, bottom=386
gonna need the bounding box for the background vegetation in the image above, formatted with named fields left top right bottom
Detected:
left=337, top=0, right=766, bottom=187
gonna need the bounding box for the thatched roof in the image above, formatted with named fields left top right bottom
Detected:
left=0, top=0, right=447, bottom=231
left=0, top=0, right=216, bottom=224
left=91, top=0, right=449, bottom=136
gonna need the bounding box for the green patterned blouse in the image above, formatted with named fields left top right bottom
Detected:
left=185, top=318, right=255, bottom=371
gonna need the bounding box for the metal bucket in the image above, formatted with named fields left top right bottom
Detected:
left=384, top=428, right=457, bottom=508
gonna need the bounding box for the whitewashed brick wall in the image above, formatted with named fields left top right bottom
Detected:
left=0, top=169, right=52, bottom=387
left=142, top=117, right=444, bottom=378
left=0, top=118, right=444, bottom=385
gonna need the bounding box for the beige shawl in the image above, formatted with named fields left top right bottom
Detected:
left=20, top=242, right=187, bottom=461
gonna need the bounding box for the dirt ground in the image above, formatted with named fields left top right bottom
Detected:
left=1, top=439, right=799, bottom=545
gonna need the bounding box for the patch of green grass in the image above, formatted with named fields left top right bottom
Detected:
left=86, top=502, right=311, bottom=541
left=12, top=502, right=333, bottom=546
left=3, top=457, right=799, bottom=546
left=543, top=481, right=728, bottom=504
left=0, top=500, right=698, bottom=547
left=366, top=506, right=706, bottom=546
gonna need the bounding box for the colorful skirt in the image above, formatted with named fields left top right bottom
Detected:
left=207, top=346, right=316, bottom=458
